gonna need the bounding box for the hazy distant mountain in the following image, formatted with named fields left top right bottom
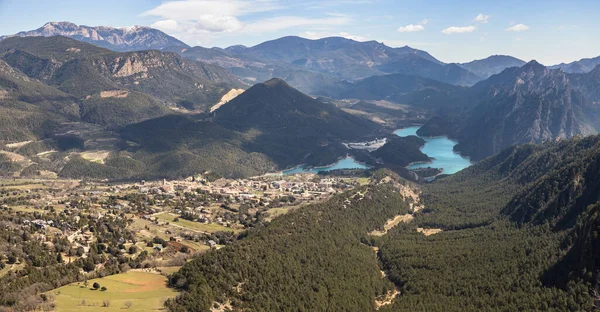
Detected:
left=0, top=21, right=189, bottom=52
left=4, top=22, right=486, bottom=92
left=316, top=73, right=464, bottom=109
left=221, top=36, right=482, bottom=86
left=377, top=55, right=483, bottom=86
left=420, top=61, right=600, bottom=160
left=458, top=55, right=526, bottom=78
left=550, top=55, right=600, bottom=73
left=233, top=36, right=441, bottom=67
left=166, top=44, right=346, bottom=96
left=569, top=65, right=600, bottom=103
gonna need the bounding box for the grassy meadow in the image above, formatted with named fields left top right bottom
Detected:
left=50, top=271, right=177, bottom=311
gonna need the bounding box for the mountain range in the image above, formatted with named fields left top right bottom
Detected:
left=457, top=55, right=526, bottom=78
left=1, top=21, right=600, bottom=180
left=0, top=21, right=189, bottom=52
left=419, top=60, right=600, bottom=160
left=0, top=34, right=386, bottom=180
left=550, top=55, right=600, bottom=73
left=3, top=19, right=600, bottom=312
left=0, top=35, right=242, bottom=129
left=0, top=22, right=514, bottom=92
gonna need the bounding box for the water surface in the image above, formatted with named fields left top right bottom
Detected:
left=283, top=156, right=369, bottom=175
left=394, top=126, right=472, bottom=174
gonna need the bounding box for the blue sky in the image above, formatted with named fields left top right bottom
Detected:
left=0, top=0, right=598, bottom=65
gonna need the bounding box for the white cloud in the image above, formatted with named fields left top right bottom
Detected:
left=397, top=19, right=429, bottom=33
left=244, top=16, right=350, bottom=33
left=195, top=15, right=244, bottom=32
left=505, top=24, right=529, bottom=32
left=151, top=19, right=179, bottom=31
left=397, top=24, right=424, bottom=33
left=142, top=0, right=279, bottom=20
left=474, top=14, right=490, bottom=23
left=144, top=0, right=352, bottom=45
left=441, top=25, right=476, bottom=34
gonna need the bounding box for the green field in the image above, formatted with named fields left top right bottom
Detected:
left=155, top=213, right=241, bottom=233
left=50, top=271, right=178, bottom=311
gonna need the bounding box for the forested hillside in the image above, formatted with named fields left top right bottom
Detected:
left=165, top=136, right=600, bottom=311
left=166, top=183, right=410, bottom=311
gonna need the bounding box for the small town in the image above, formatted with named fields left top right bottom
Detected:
left=1, top=172, right=364, bottom=264
left=0, top=172, right=368, bottom=309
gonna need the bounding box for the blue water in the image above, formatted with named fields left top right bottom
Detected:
left=283, top=156, right=369, bottom=175
left=394, top=126, right=472, bottom=174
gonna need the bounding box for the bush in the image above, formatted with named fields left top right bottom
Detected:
left=128, top=246, right=137, bottom=254
left=92, top=282, right=100, bottom=289
left=100, top=286, right=107, bottom=291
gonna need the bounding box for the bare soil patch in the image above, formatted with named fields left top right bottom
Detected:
left=100, top=90, right=129, bottom=98
left=210, top=88, right=245, bottom=112
left=369, top=214, right=414, bottom=236
left=417, top=228, right=443, bottom=236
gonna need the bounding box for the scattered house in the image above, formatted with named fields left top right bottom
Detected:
left=153, top=245, right=164, bottom=252
left=208, top=240, right=217, bottom=249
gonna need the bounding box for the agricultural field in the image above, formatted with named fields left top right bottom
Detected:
left=50, top=271, right=177, bottom=311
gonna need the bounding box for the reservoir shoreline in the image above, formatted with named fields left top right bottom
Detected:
left=394, top=126, right=472, bottom=174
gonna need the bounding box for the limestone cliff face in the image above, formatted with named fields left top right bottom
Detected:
left=454, top=61, right=598, bottom=160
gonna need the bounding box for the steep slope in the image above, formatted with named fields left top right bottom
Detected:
left=502, top=135, right=600, bottom=228
left=569, top=64, right=600, bottom=103
left=379, top=138, right=600, bottom=310
left=115, top=78, right=383, bottom=179
left=458, top=55, right=526, bottom=78
left=454, top=61, right=597, bottom=160
left=0, top=59, right=78, bottom=142
left=419, top=61, right=600, bottom=161
left=0, top=21, right=189, bottom=52
left=214, top=78, right=379, bottom=136
left=214, top=78, right=382, bottom=167
left=0, top=36, right=243, bottom=113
